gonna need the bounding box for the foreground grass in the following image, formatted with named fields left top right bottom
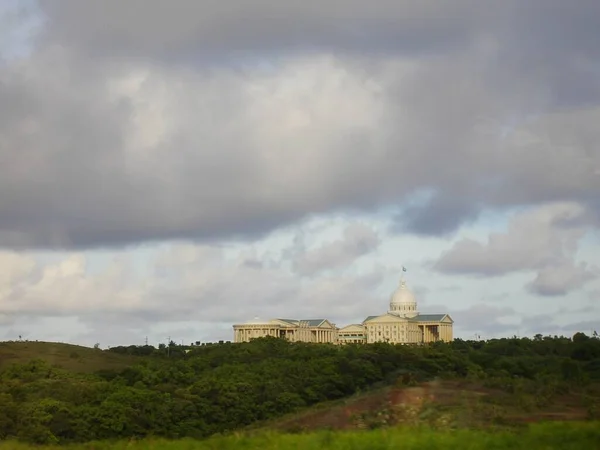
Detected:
left=1, top=422, right=599, bottom=450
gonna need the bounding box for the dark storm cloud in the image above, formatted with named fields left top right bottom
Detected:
left=39, top=0, right=486, bottom=60
left=0, top=1, right=599, bottom=249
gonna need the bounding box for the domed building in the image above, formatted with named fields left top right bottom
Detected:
left=338, top=276, right=453, bottom=345
left=233, top=273, right=453, bottom=345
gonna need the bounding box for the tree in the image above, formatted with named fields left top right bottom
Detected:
left=573, top=332, right=590, bottom=343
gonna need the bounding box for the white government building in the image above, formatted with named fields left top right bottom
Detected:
left=233, top=275, right=453, bottom=345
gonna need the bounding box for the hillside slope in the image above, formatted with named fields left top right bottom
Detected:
left=0, top=341, right=138, bottom=373
left=257, top=379, right=591, bottom=433
left=1, top=336, right=598, bottom=444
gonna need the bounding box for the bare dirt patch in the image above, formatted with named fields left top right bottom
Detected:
left=269, top=379, right=591, bottom=432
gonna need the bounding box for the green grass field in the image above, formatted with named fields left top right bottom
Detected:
left=0, top=422, right=598, bottom=450
left=0, top=341, right=137, bottom=373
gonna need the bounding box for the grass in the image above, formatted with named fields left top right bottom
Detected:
left=0, top=341, right=138, bottom=373
left=0, top=422, right=598, bottom=449
left=249, top=379, right=593, bottom=433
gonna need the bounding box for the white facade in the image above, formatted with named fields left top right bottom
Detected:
left=233, top=276, right=453, bottom=345
left=233, top=318, right=338, bottom=343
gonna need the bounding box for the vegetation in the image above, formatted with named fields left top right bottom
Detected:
left=0, top=332, right=599, bottom=445
left=0, top=341, right=138, bottom=373
left=1, top=422, right=599, bottom=450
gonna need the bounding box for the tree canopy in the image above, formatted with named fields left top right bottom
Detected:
left=1, top=333, right=599, bottom=444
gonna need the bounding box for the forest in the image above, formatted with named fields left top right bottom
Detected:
left=0, top=332, right=599, bottom=444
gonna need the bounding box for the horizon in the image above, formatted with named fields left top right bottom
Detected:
left=4, top=328, right=598, bottom=351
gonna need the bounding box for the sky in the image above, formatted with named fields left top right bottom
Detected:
left=1, top=0, right=599, bottom=348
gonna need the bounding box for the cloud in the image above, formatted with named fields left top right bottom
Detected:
left=38, top=0, right=486, bottom=59
left=0, top=251, right=142, bottom=318
left=0, top=241, right=389, bottom=332
left=519, top=314, right=559, bottom=334
left=0, top=3, right=598, bottom=249
left=434, top=202, right=599, bottom=295
left=2, top=2, right=600, bottom=346
left=451, top=303, right=517, bottom=336
left=291, top=223, right=380, bottom=276
left=561, top=320, right=600, bottom=335
left=393, top=192, right=482, bottom=236
left=527, top=262, right=599, bottom=296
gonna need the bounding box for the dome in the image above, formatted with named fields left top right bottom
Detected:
left=390, top=280, right=416, bottom=305
left=389, top=279, right=418, bottom=317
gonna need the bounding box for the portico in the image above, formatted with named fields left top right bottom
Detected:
left=233, top=318, right=338, bottom=343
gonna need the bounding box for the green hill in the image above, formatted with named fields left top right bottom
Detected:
left=0, top=335, right=599, bottom=445
left=253, top=380, right=589, bottom=434
left=0, top=341, right=138, bottom=373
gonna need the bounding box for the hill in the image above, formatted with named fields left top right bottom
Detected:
left=0, top=341, right=138, bottom=373
left=0, top=334, right=599, bottom=444
left=256, top=378, right=590, bottom=433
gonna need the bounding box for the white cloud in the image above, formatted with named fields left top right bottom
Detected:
left=434, top=202, right=599, bottom=295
